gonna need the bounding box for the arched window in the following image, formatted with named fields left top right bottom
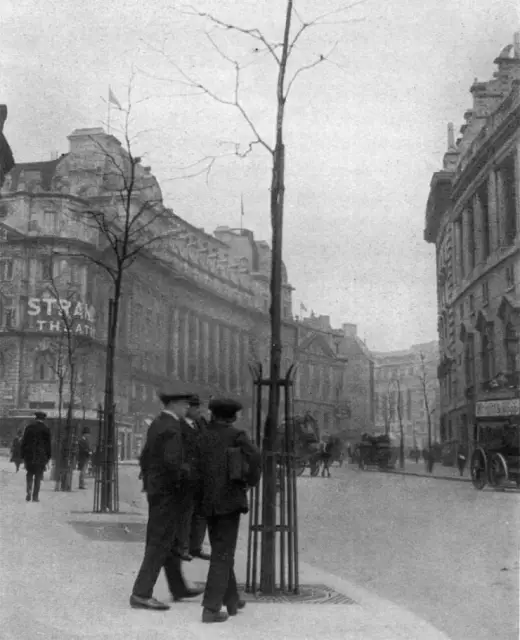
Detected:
left=33, top=352, right=55, bottom=381
left=504, top=323, right=518, bottom=373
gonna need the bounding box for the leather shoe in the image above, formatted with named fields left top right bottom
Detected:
left=190, top=549, right=211, bottom=561
left=172, top=587, right=204, bottom=602
left=227, top=599, right=246, bottom=616
left=202, top=608, right=228, bottom=623
left=130, top=594, right=170, bottom=610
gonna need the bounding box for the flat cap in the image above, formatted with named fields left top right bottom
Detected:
left=209, top=397, right=243, bottom=418
left=157, top=384, right=194, bottom=403
left=34, top=411, right=47, bottom=420
left=188, top=394, right=201, bottom=407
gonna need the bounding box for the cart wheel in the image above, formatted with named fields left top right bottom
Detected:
left=488, top=453, right=508, bottom=487
left=296, top=462, right=306, bottom=477
left=310, top=462, right=320, bottom=477
left=470, top=448, right=488, bottom=490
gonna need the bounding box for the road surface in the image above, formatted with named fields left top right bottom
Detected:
left=118, top=462, right=519, bottom=640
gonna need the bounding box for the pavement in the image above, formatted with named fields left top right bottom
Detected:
left=0, top=458, right=452, bottom=640
left=383, top=462, right=471, bottom=483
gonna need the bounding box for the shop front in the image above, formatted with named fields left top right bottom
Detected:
left=474, top=397, right=520, bottom=447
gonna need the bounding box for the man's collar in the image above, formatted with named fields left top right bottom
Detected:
left=161, top=409, right=180, bottom=421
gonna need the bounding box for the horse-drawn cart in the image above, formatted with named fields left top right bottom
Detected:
left=470, top=420, right=520, bottom=490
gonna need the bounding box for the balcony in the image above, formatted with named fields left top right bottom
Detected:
left=480, top=372, right=519, bottom=393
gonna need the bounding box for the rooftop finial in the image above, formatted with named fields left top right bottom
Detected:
left=447, top=122, right=455, bottom=150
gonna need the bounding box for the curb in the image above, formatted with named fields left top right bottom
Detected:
left=297, top=560, right=452, bottom=640
left=385, top=469, right=471, bottom=483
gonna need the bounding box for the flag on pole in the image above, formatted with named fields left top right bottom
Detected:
left=108, top=87, right=122, bottom=109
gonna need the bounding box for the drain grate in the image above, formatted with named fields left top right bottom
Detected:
left=234, top=583, right=354, bottom=605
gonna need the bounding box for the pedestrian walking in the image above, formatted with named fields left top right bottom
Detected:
left=20, top=412, right=52, bottom=502
left=130, top=386, right=204, bottom=611
left=77, top=427, right=92, bottom=489
left=9, top=428, right=24, bottom=472
left=320, top=436, right=332, bottom=478
left=182, top=395, right=211, bottom=561
left=197, top=397, right=262, bottom=623
left=457, top=443, right=467, bottom=477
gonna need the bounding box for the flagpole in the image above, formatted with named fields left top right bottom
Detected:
left=107, top=86, right=111, bottom=135
left=240, top=193, right=244, bottom=231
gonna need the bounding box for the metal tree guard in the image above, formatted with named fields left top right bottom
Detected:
left=92, top=298, right=119, bottom=513
left=246, top=362, right=300, bottom=594
left=93, top=403, right=119, bottom=512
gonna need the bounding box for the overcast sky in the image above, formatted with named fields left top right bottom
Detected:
left=3, top=0, right=518, bottom=350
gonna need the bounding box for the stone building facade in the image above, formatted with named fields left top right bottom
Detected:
left=293, top=315, right=374, bottom=441
left=0, top=127, right=363, bottom=455
left=424, top=36, right=520, bottom=451
left=373, top=342, right=440, bottom=449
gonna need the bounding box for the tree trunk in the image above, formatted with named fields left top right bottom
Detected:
left=102, top=288, right=120, bottom=511
left=260, top=0, right=293, bottom=594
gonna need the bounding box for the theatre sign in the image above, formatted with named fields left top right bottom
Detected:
left=27, top=297, right=96, bottom=337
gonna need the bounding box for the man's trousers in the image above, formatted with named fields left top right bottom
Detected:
left=132, top=494, right=190, bottom=599
left=202, top=511, right=241, bottom=612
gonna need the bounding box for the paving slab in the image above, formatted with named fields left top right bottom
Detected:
left=0, top=459, right=452, bottom=639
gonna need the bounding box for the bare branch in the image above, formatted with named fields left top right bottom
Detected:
left=284, top=42, right=339, bottom=99
left=182, top=5, right=282, bottom=64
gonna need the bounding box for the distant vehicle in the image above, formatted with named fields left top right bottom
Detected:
left=471, top=421, right=520, bottom=490
left=357, top=433, right=398, bottom=471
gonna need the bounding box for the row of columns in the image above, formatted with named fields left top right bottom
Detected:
left=170, top=308, right=250, bottom=395
left=453, top=149, right=519, bottom=283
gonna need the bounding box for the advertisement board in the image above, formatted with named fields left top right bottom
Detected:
left=475, top=398, right=520, bottom=418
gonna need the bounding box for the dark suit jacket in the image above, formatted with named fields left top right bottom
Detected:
left=197, top=420, right=262, bottom=517
left=139, top=411, right=187, bottom=498
left=21, top=421, right=51, bottom=468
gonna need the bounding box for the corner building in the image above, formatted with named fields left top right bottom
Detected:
left=425, top=36, right=520, bottom=453
left=0, top=127, right=360, bottom=456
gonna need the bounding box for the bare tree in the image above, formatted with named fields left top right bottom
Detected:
left=67, top=87, right=179, bottom=511
left=148, top=0, right=364, bottom=591
left=44, top=257, right=92, bottom=491
left=418, top=352, right=436, bottom=471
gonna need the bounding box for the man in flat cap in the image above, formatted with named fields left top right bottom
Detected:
left=130, top=386, right=204, bottom=611
left=197, top=397, right=262, bottom=623
left=20, top=412, right=52, bottom=503
left=182, top=395, right=211, bottom=561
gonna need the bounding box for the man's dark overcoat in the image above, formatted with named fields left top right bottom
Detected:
left=197, top=420, right=262, bottom=517
left=20, top=420, right=51, bottom=472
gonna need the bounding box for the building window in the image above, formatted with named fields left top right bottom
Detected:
left=505, top=265, right=515, bottom=290
left=482, top=281, right=489, bottom=307
left=500, top=154, right=517, bottom=246
left=504, top=323, right=518, bottom=374
left=481, top=323, right=495, bottom=382
left=478, top=182, right=491, bottom=260
left=459, top=303, right=464, bottom=321
left=406, top=389, right=412, bottom=421
left=469, top=295, right=475, bottom=316
left=464, top=334, right=475, bottom=388
left=42, top=257, right=52, bottom=281
left=0, top=352, right=4, bottom=379
left=34, top=352, right=55, bottom=381
left=0, top=259, right=13, bottom=281
left=467, top=200, right=476, bottom=271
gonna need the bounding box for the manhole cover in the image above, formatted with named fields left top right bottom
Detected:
left=69, top=521, right=146, bottom=542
